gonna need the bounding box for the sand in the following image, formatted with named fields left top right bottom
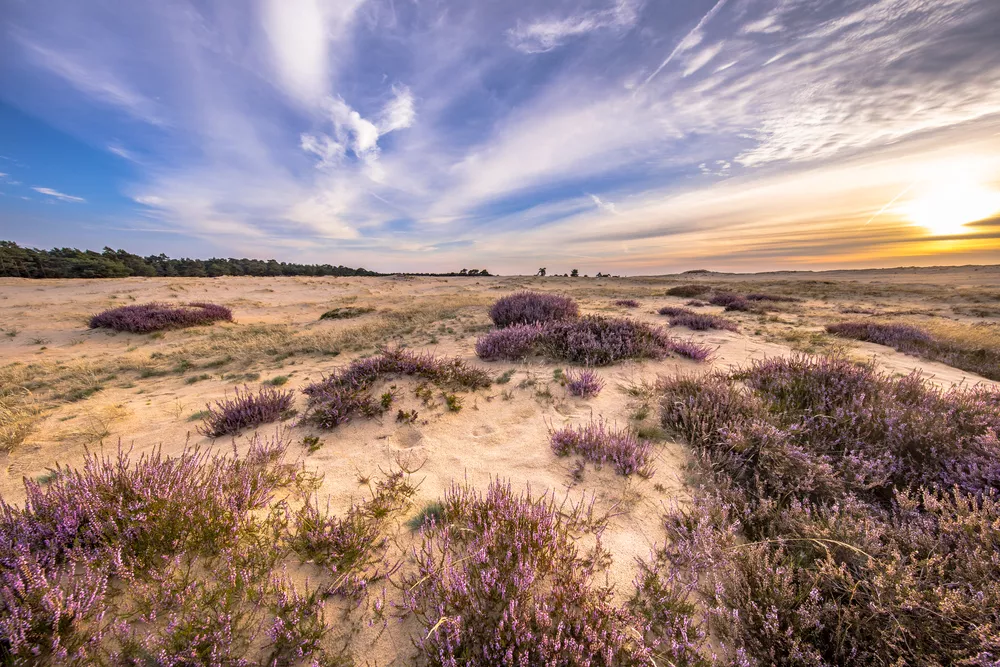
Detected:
left=1, top=266, right=997, bottom=662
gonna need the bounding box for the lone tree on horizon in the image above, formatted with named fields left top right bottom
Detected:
left=537, top=267, right=546, bottom=276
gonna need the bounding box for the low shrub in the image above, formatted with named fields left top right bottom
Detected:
left=565, top=369, right=606, bottom=397
left=826, top=321, right=933, bottom=351
left=489, top=291, right=579, bottom=328
left=474, top=323, right=545, bottom=361
left=319, top=306, right=375, bottom=320
left=303, top=348, right=491, bottom=428
left=198, top=385, right=295, bottom=437
left=89, top=302, right=232, bottom=333
left=745, top=293, right=801, bottom=303
left=826, top=320, right=1000, bottom=380
left=614, top=299, right=640, bottom=308
left=475, top=317, right=712, bottom=365
left=401, top=480, right=652, bottom=665
left=707, top=292, right=745, bottom=308
left=659, top=307, right=738, bottom=332
left=644, top=356, right=1000, bottom=665
left=551, top=419, right=655, bottom=477
left=666, top=285, right=710, bottom=298
left=657, top=306, right=693, bottom=317
left=0, top=436, right=409, bottom=664
left=685, top=299, right=708, bottom=307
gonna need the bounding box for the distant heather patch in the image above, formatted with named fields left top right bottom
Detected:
left=489, top=291, right=579, bottom=328
left=666, top=284, right=710, bottom=298
left=613, top=299, right=640, bottom=308
left=89, top=302, right=232, bottom=333
left=319, top=306, right=375, bottom=320
left=661, top=309, right=738, bottom=332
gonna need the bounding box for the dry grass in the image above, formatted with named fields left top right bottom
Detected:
left=59, top=403, right=132, bottom=444
left=0, top=366, right=41, bottom=452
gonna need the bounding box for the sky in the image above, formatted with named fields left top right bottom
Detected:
left=1, top=0, right=999, bottom=275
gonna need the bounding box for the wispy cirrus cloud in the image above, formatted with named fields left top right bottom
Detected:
left=32, top=187, right=86, bottom=202
left=1, top=0, right=999, bottom=272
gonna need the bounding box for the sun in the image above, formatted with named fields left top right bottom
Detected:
left=901, top=179, right=1000, bottom=236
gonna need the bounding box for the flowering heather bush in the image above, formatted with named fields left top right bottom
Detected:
left=551, top=419, right=655, bottom=476
left=707, top=292, right=745, bottom=308
left=198, top=385, right=294, bottom=437
left=303, top=348, right=491, bottom=428
left=565, top=369, right=606, bottom=397
left=540, top=316, right=679, bottom=366
left=488, top=291, right=579, bottom=328
left=476, top=316, right=712, bottom=366
left=825, top=320, right=934, bottom=351
left=401, top=480, right=653, bottom=665
left=88, top=301, right=232, bottom=333
left=685, top=299, right=708, bottom=307
left=827, top=320, right=1000, bottom=381
left=647, top=355, right=1000, bottom=665
left=0, top=436, right=400, bottom=664
left=745, top=293, right=801, bottom=303
left=665, top=339, right=714, bottom=361
left=614, top=298, right=641, bottom=308
left=660, top=307, right=738, bottom=332
left=666, top=284, right=710, bottom=298
left=474, top=323, right=545, bottom=361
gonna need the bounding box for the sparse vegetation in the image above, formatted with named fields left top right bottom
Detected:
left=666, top=284, right=710, bottom=298
left=320, top=306, right=376, bottom=320
left=614, top=299, right=640, bottom=308
left=488, top=291, right=579, bottom=328
left=198, top=385, right=295, bottom=436
left=477, top=315, right=712, bottom=365
left=658, top=306, right=739, bottom=331
left=565, top=368, right=606, bottom=397
left=551, top=419, right=655, bottom=477
left=89, top=302, right=233, bottom=333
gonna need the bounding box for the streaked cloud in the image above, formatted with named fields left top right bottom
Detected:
left=32, top=187, right=86, bottom=202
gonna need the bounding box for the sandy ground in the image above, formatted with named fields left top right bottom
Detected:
left=1, top=266, right=997, bottom=662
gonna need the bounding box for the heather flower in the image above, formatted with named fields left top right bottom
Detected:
left=89, top=302, right=232, bottom=333
left=660, top=308, right=739, bottom=332
left=551, top=419, right=655, bottom=476
left=474, top=323, right=545, bottom=361
left=198, top=385, right=295, bottom=437
left=614, top=299, right=641, bottom=308
left=489, top=291, right=579, bottom=328
left=565, top=369, right=605, bottom=397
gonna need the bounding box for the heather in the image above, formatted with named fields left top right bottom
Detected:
left=0, top=436, right=415, bottom=664
left=659, top=307, right=738, bottom=332
left=827, top=320, right=1000, bottom=381
left=320, top=306, right=375, bottom=320
left=646, top=356, right=1000, bottom=665
left=476, top=315, right=712, bottom=365
left=198, top=384, right=295, bottom=436
left=614, top=299, right=641, bottom=308
left=303, top=348, right=491, bottom=428
left=488, top=291, right=579, bottom=328
left=666, top=285, right=710, bottom=298
left=551, top=419, right=655, bottom=477
left=565, top=368, right=606, bottom=397
left=89, top=302, right=233, bottom=333
left=400, top=480, right=654, bottom=665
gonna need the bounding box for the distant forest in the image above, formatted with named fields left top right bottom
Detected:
left=0, top=241, right=492, bottom=279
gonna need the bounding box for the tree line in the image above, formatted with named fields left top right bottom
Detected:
left=0, top=241, right=379, bottom=279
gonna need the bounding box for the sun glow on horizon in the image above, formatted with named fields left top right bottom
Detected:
left=901, top=178, right=1000, bottom=237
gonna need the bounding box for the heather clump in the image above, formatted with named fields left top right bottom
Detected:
left=551, top=419, right=655, bottom=477
left=642, top=355, right=1000, bottom=665
left=89, top=302, right=232, bottom=333
left=614, top=298, right=641, bottom=308
left=826, top=321, right=933, bottom=350
left=319, top=306, right=375, bottom=320
left=659, top=308, right=738, bottom=332
left=488, top=291, right=579, bottom=328
left=303, top=348, right=491, bottom=428
left=475, top=315, right=711, bottom=365
left=0, top=436, right=406, bottom=664
left=565, top=368, right=606, bottom=397
left=199, top=385, right=295, bottom=436
left=401, top=480, right=653, bottom=665
left=666, top=285, right=710, bottom=298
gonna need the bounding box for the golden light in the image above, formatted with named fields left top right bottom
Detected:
left=901, top=179, right=1000, bottom=236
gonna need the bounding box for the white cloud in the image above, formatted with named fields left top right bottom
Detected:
left=261, top=0, right=366, bottom=107
left=107, top=145, right=137, bottom=161
left=508, top=0, right=642, bottom=54
left=741, top=16, right=782, bottom=34
left=589, top=193, right=618, bottom=214
left=377, top=86, right=416, bottom=134
left=32, top=187, right=85, bottom=202
left=642, top=0, right=729, bottom=86
left=683, top=42, right=725, bottom=77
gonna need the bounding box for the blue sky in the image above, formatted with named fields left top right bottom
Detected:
left=2, top=0, right=999, bottom=274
